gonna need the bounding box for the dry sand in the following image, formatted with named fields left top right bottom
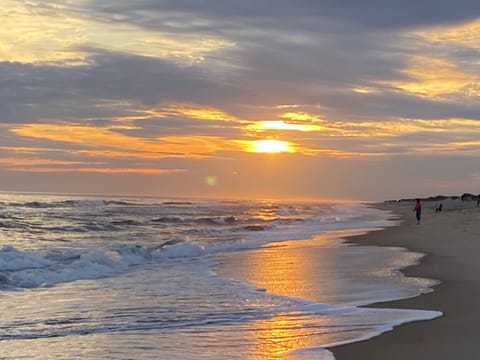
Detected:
left=333, top=199, right=480, bottom=359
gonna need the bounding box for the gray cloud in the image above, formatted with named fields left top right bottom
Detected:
left=88, top=1, right=480, bottom=31
left=3, top=1, right=480, bottom=130
left=0, top=50, right=241, bottom=124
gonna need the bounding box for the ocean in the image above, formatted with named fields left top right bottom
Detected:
left=0, top=193, right=441, bottom=359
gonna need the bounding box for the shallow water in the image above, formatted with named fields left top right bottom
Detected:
left=0, top=193, right=440, bottom=359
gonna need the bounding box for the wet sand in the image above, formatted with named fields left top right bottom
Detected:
left=333, top=199, right=480, bottom=359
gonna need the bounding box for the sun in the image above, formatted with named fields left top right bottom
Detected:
left=253, top=139, right=291, bottom=153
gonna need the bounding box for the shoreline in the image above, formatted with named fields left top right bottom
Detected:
left=214, top=203, right=443, bottom=359
left=332, top=200, right=480, bottom=359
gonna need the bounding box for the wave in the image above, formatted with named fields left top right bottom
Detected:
left=152, top=215, right=302, bottom=227
left=0, top=240, right=208, bottom=289
left=241, top=225, right=270, bottom=231
left=8, top=199, right=141, bottom=209
left=103, top=200, right=141, bottom=206
left=195, top=216, right=239, bottom=225
left=109, top=219, right=143, bottom=226
left=162, top=201, right=195, bottom=205
left=152, top=216, right=184, bottom=224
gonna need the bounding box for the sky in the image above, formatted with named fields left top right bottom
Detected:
left=2, top=1, right=480, bottom=201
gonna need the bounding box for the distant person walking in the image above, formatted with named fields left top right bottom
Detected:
left=414, top=199, right=422, bottom=224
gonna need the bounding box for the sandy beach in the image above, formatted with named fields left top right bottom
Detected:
left=333, top=199, right=480, bottom=359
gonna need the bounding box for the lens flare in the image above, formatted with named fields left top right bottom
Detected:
left=205, top=176, right=217, bottom=186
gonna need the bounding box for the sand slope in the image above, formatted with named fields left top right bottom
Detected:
left=333, top=200, right=480, bottom=359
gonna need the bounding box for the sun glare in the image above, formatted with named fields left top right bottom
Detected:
left=253, top=139, right=291, bottom=153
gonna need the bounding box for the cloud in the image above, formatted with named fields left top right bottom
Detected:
left=0, top=51, right=239, bottom=124
left=11, top=123, right=235, bottom=157
left=8, top=166, right=184, bottom=174
left=3, top=1, right=480, bottom=129
left=0, top=157, right=88, bottom=167
left=87, top=1, right=480, bottom=31
left=3, top=1, right=480, bottom=198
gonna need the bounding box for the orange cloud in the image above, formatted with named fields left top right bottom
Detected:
left=0, top=146, right=57, bottom=154
left=0, top=155, right=185, bottom=174
left=161, top=104, right=240, bottom=121
left=11, top=123, right=241, bottom=157
left=382, top=19, right=480, bottom=99
left=15, top=116, right=480, bottom=163
left=279, top=112, right=322, bottom=122
left=74, top=149, right=209, bottom=159
left=0, top=157, right=89, bottom=166
left=414, top=18, right=480, bottom=50
left=275, top=104, right=301, bottom=109
left=9, top=167, right=184, bottom=174
left=246, top=120, right=326, bottom=132
left=246, top=112, right=329, bottom=134
left=389, top=56, right=478, bottom=98
left=11, top=122, right=324, bottom=159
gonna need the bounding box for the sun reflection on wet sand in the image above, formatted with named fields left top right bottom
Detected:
left=249, top=313, right=338, bottom=360
left=220, top=230, right=366, bottom=302
left=217, top=230, right=369, bottom=359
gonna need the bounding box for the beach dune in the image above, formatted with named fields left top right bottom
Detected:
left=333, top=199, right=480, bottom=359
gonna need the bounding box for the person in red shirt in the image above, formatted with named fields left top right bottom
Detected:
left=414, top=199, right=422, bottom=224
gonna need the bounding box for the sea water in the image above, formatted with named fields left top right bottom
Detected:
left=0, top=193, right=441, bottom=359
